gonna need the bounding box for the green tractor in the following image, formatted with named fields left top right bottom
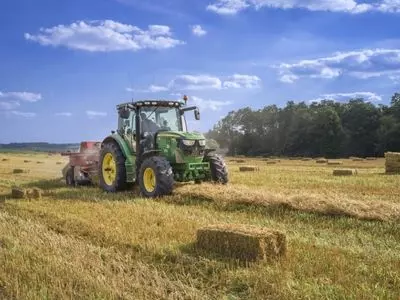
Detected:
left=98, top=96, right=228, bottom=197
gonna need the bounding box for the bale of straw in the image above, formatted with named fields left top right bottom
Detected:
left=266, top=161, right=277, bottom=165
left=301, top=158, right=312, bottom=161
left=24, top=160, right=31, bottom=163
left=333, top=169, right=357, bottom=176
left=36, top=161, right=44, bottom=164
left=316, top=159, right=327, bottom=164
left=27, top=188, right=43, bottom=199
left=196, top=224, right=286, bottom=262
left=11, top=187, right=26, bottom=199
left=13, top=169, right=24, bottom=174
left=385, top=152, right=400, bottom=174
left=235, top=159, right=246, bottom=163
left=239, top=165, right=259, bottom=172
left=352, top=157, right=364, bottom=162
left=366, top=157, right=377, bottom=161
left=327, top=161, right=343, bottom=165
left=2, top=158, right=9, bottom=162
left=56, top=162, right=63, bottom=165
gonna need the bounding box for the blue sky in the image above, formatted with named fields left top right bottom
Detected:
left=1, top=0, right=400, bottom=143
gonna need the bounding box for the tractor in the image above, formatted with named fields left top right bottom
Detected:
left=98, top=95, right=228, bottom=197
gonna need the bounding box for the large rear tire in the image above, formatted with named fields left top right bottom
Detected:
left=138, top=156, right=174, bottom=198
left=205, top=154, right=228, bottom=184
left=99, top=142, right=127, bottom=192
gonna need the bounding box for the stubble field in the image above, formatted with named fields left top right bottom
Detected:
left=0, top=152, right=399, bottom=299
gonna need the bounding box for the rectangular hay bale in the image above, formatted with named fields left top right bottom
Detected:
left=385, top=152, right=400, bottom=174
left=327, top=161, right=343, bottom=165
left=333, top=169, right=357, bottom=176
left=196, top=224, right=286, bottom=261
left=239, top=165, right=259, bottom=172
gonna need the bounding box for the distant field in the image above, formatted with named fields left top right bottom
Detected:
left=0, top=152, right=399, bottom=299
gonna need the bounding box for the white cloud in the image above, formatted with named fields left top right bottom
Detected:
left=0, top=91, right=42, bottom=102
left=127, top=85, right=169, bottom=93
left=207, top=0, right=249, bottom=14
left=191, top=96, right=232, bottom=111
left=169, top=75, right=223, bottom=90
left=277, top=48, right=400, bottom=83
left=86, top=111, right=107, bottom=118
left=10, top=111, right=36, bottom=118
left=25, top=20, right=184, bottom=52
left=207, top=0, right=400, bottom=15
left=55, top=112, right=72, bottom=117
left=0, top=101, right=20, bottom=110
left=310, top=92, right=382, bottom=103
left=191, top=25, right=207, bottom=36
left=223, top=74, right=261, bottom=88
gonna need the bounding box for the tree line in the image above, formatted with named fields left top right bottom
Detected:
left=206, top=93, right=400, bottom=158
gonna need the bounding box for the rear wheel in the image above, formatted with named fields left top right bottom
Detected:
left=205, top=154, right=228, bottom=184
left=99, top=142, right=127, bottom=192
left=66, top=167, right=75, bottom=186
left=138, top=156, right=174, bottom=197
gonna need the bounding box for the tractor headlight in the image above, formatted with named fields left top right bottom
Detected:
left=182, top=139, right=195, bottom=146
left=198, top=140, right=206, bottom=147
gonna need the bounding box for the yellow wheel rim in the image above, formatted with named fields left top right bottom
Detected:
left=143, top=168, right=156, bottom=193
left=102, top=153, right=116, bottom=186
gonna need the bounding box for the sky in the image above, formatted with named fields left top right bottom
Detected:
left=1, top=0, right=400, bottom=143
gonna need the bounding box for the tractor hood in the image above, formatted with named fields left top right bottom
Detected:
left=157, top=131, right=206, bottom=140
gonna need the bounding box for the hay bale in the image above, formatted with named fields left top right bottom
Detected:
left=316, top=159, right=327, bottom=164
left=235, top=159, right=246, bottom=163
left=13, top=169, right=24, bottom=174
left=333, top=169, right=357, bottom=176
left=24, top=160, right=31, bottom=163
left=352, top=157, right=364, bottom=162
left=11, top=187, right=26, bottom=199
left=301, top=158, right=312, bottom=161
left=266, top=161, right=277, bottom=165
left=196, top=224, right=286, bottom=262
left=327, top=161, right=343, bottom=165
left=385, top=152, right=400, bottom=174
left=36, top=161, right=44, bottom=164
left=239, top=165, right=259, bottom=172
left=56, top=162, right=63, bottom=165
left=2, top=158, right=9, bottom=162
left=366, top=157, right=377, bottom=161
left=27, top=188, right=42, bottom=199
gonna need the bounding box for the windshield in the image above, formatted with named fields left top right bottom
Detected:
left=140, top=107, right=184, bottom=133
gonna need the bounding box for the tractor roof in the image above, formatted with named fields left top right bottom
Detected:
left=117, top=100, right=185, bottom=111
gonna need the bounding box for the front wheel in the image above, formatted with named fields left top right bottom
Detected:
left=138, top=156, right=174, bottom=198
left=205, top=154, right=228, bottom=184
left=99, top=142, right=127, bottom=192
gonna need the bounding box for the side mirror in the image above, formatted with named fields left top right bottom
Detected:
left=194, top=108, right=200, bottom=120
left=119, top=109, right=130, bottom=119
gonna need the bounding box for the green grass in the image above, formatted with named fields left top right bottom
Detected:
left=0, top=154, right=399, bottom=299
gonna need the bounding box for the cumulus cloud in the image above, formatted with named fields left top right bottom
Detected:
left=223, top=74, right=261, bottom=88
left=55, top=112, right=72, bottom=117
left=310, top=92, right=382, bottom=103
left=277, top=48, right=400, bottom=83
left=0, top=101, right=20, bottom=110
left=0, top=91, right=42, bottom=102
left=25, top=20, right=184, bottom=52
left=10, top=111, right=36, bottom=118
left=206, top=0, right=400, bottom=15
left=86, top=111, right=107, bottom=118
left=191, top=25, right=207, bottom=36
left=191, top=96, right=232, bottom=111
left=169, top=75, right=223, bottom=90
left=126, top=85, right=169, bottom=93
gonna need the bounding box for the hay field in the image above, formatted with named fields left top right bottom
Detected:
left=0, top=153, right=399, bottom=299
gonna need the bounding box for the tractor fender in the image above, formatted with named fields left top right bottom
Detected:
left=101, top=134, right=136, bottom=182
